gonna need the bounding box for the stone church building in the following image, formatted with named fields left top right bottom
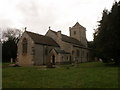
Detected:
left=17, top=22, right=94, bottom=66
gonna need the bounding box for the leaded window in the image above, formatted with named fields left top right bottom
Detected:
left=22, top=38, right=27, bottom=54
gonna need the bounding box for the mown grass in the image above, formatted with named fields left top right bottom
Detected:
left=2, top=62, right=119, bottom=88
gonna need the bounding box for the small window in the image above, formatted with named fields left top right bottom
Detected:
left=22, top=38, right=27, bottom=54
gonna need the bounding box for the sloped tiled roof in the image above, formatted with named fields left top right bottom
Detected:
left=26, top=31, right=59, bottom=47
left=49, top=30, right=85, bottom=47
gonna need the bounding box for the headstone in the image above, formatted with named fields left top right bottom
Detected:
left=10, top=58, right=13, bottom=63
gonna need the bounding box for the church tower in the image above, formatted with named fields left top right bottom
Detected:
left=69, top=22, right=87, bottom=47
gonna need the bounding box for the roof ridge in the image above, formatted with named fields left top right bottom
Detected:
left=26, top=31, right=53, bottom=38
left=49, top=30, right=57, bottom=33
left=26, top=31, right=44, bottom=36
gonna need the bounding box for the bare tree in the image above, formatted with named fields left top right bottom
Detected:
left=1, top=28, right=23, bottom=43
left=1, top=27, right=23, bottom=62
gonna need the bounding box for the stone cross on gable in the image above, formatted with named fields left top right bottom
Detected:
left=49, top=26, right=51, bottom=30
left=25, top=27, right=27, bottom=31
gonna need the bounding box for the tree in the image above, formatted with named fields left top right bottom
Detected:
left=1, top=28, right=23, bottom=62
left=94, top=1, right=120, bottom=65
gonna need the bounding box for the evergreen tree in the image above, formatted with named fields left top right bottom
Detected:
left=94, top=1, right=120, bottom=65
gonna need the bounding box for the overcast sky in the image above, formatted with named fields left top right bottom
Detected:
left=0, top=0, right=119, bottom=41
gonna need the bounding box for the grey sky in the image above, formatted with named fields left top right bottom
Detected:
left=0, top=0, right=119, bottom=41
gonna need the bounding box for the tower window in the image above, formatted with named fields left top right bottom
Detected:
left=74, top=31, right=76, bottom=35
left=22, top=38, right=27, bottom=54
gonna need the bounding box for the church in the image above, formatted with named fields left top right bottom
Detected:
left=17, top=22, right=94, bottom=66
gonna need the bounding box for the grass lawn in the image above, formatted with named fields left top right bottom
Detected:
left=2, top=62, right=119, bottom=88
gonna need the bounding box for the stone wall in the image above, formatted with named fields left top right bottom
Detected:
left=34, top=44, right=44, bottom=65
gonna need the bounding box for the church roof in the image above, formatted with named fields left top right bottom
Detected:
left=26, top=31, right=59, bottom=47
left=49, top=30, right=85, bottom=47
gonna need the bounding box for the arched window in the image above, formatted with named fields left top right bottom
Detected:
left=22, top=38, right=27, bottom=54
